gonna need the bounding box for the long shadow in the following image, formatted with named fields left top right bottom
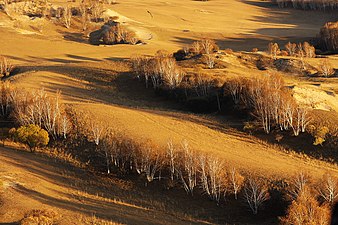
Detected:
left=0, top=145, right=280, bottom=225
left=0, top=146, right=280, bottom=225
left=10, top=62, right=257, bottom=145
left=0, top=147, right=212, bottom=225
left=172, top=1, right=337, bottom=51
left=9, top=61, right=310, bottom=151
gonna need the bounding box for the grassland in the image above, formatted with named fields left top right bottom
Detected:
left=0, top=0, right=337, bottom=224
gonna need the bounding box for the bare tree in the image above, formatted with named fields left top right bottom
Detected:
left=203, top=54, right=215, bottom=69
left=0, top=56, right=14, bottom=77
left=199, top=39, right=218, bottom=55
left=303, top=42, right=316, bottom=58
left=178, top=140, right=197, bottom=195
left=225, top=78, right=245, bottom=105
left=80, top=3, right=90, bottom=31
left=0, top=81, right=14, bottom=118
left=166, top=140, right=177, bottom=181
left=63, top=6, right=72, bottom=29
left=318, top=173, right=338, bottom=204
left=268, top=42, right=279, bottom=59
left=88, top=120, right=106, bottom=146
left=90, top=1, right=104, bottom=22
left=318, top=59, right=335, bottom=77
left=135, top=144, right=163, bottom=183
left=297, top=43, right=306, bottom=70
left=243, top=176, right=270, bottom=214
left=229, top=167, right=244, bottom=200
left=247, top=76, right=272, bottom=133
left=59, top=114, right=70, bottom=139
left=198, top=155, right=227, bottom=203
left=192, top=69, right=214, bottom=97
left=285, top=42, right=297, bottom=56
left=100, top=132, right=113, bottom=174
left=244, top=177, right=270, bottom=215
left=289, top=172, right=311, bottom=199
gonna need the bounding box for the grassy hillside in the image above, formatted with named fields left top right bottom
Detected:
left=0, top=0, right=337, bottom=224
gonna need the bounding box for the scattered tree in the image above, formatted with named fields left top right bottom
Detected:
left=318, top=59, right=335, bottom=77
left=281, top=187, right=330, bottom=225
left=229, top=167, right=244, bottom=200
left=63, top=6, right=72, bottom=29
left=243, top=176, right=270, bottom=214
left=11, top=124, right=49, bottom=152
left=318, top=173, right=338, bottom=205
left=0, top=56, right=14, bottom=77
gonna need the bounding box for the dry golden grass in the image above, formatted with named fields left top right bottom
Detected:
left=20, top=209, right=59, bottom=225
left=0, top=0, right=337, bottom=224
left=80, top=215, right=126, bottom=225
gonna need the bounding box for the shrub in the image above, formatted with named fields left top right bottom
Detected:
left=173, top=39, right=219, bottom=60
left=90, top=20, right=140, bottom=45
left=20, top=209, right=58, bottom=225
left=11, top=124, right=49, bottom=152
left=62, top=6, right=72, bottom=29
left=281, top=188, right=330, bottom=225
left=318, top=59, right=335, bottom=77
left=0, top=56, right=14, bottom=77
left=131, top=51, right=185, bottom=90
left=307, top=125, right=330, bottom=146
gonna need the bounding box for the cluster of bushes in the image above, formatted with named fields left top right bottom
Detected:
left=132, top=53, right=310, bottom=136
left=173, top=39, right=219, bottom=69
left=0, top=82, right=70, bottom=139
left=308, top=111, right=338, bottom=147
left=55, top=0, right=117, bottom=30
left=173, top=39, right=219, bottom=60
left=224, top=74, right=310, bottom=135
left=267, top=42, right=336, bottom=77
left=52, top=0, right=106, bottom=30
left=1, top=0, right=49, bottom=17
left=272, top=0, right=338, bottom=10
left=281, top=172, right=338, bottom=224
left=1, top=0, right=122, bottom=34
left=89, top=20, right=140, bottom=45
left=268, top=42, right=316, bottom=59
left=131, top=51, right=185, bottom=90
left=20, top=209, right=59, bottom=225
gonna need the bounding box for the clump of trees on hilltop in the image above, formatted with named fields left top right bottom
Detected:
left=89, top=19, right=140, bottom=45
left=272, top=0, right=338, bottom=10
left=318, top=21, right=338, bottom=53
left=267, top=41, right=316, bottom=59
left=132, top=53, right=311, bottom=136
